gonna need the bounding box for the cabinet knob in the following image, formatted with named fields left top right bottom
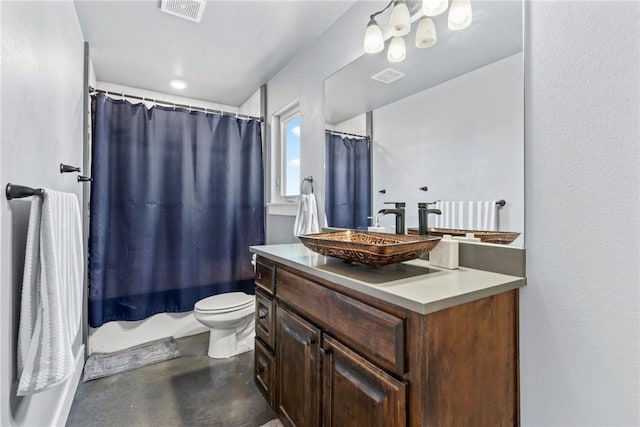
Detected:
left=259, top=313, right=267, bottom=320
left=257, top=272, right=263, bottom=280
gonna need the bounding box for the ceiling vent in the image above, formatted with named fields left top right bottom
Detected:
left=160, top=0, right=206, bottom=23
left=371, top=68, right=406, bottom=84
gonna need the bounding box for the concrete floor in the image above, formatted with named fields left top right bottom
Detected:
left=66, top=333, right=277, bottom=427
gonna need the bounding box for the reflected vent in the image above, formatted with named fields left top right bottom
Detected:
left=160, top=0, right=206, bottom=23
left=371, top=68, right=406, bottom=84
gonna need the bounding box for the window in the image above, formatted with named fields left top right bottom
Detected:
left=270, top=102, right=301, bottom=214
left=282, top=114, right=301, bottom=198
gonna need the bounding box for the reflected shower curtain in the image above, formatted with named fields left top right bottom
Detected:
left=325, top=132, right=371, bottom=229
left=89, top=94, right=264, bottom=327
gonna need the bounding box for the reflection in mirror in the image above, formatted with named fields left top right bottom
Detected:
left=324, top=129, right=371, bottom=230
left=324, top=0, right=524, bottom=247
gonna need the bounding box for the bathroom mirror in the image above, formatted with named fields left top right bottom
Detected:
left=324, top=0, right=524, bottom=247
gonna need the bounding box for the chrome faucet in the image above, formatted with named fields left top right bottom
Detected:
left=378, top=202, right=406, bottom=234
left=418, top=202, right=442, bottom=235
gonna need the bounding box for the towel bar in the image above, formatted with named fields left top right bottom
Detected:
left=5, top=183, right=44, bottom=200
left=60, top=163, right=81, bottom=173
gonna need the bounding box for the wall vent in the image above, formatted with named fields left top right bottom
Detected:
left=371, top=68, right=406, bottom=84
left=160, top=0, right=206, bottom=23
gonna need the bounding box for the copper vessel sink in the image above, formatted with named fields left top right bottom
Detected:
left=407, top=228, right=521, bottom=245
left=298, top=230, right=441, bottom=267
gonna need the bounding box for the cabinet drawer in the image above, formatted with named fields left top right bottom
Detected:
left=254, top=338, right=275, bottom=407
left=255, top=259, right=275, bottom=294
left=256, top=289, right=275, bottom=349
left=276, top=268, right=405, bottom=374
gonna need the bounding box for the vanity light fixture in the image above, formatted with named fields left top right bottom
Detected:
left=170, top=79, right=187, bottom=90
left=364, top=17, right=385, bottom=54
left=415, top=16, right=437, bottom=48
left=389, top=0, right=412, bottom=36
left=387, top=36, right=407, bottom=62
left=364, top=0, right=473, bottom=61
left=448, top=0, right=473, bottom=30
left=422, top=0, right=448, bottom=17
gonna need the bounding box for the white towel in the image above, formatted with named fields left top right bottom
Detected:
left=293, top=194, right=320, bottom=236
left=17, top=189, right=83, bottom=395
left=433, top=201, right=498, bottom=231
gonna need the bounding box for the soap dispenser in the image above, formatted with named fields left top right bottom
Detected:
left=429, top=234, right=459, bottom=269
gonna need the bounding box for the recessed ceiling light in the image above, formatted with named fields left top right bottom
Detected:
left=170, top=79, right=187, bottom=90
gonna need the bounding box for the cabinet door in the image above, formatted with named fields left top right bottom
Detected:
left=321, top=336, right=406, bottom=427
left=276, top=305, right=321, bottom=427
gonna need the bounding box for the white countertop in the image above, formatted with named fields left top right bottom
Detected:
left=250, top=243, right=526, bottom=315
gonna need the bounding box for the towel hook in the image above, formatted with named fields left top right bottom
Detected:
left=300, top=176, right=314, bottom=195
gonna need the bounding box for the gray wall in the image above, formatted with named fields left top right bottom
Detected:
left=520, top=1, right=639, bottom=424
left=0, top=1, right=85, bottom=425
left=266, top=0, right=639, bottom=424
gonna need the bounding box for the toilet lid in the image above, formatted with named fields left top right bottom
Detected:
left=195, top=292, right=254, bottom=313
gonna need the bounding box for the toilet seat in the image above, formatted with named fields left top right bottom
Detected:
left=195, top=292, right=254, bottom=314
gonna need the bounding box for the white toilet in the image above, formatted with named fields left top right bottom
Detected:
left=193, top=292, right=255, bottom=359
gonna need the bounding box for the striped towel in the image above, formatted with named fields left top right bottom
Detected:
left=433, top=201, right=498, bottom=231
left=17, top=189, right=83, bottom=395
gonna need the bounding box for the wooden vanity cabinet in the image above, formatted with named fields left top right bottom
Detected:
left=253, top=256, right=519, bottom=427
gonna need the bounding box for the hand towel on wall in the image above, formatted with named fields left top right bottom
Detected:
left=433, top=201, right=498, bottom=231
left=17, top=189, right=83, bottom=395
left=294, top=194, right=320, bottom=236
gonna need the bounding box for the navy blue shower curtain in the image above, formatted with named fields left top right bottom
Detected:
left=325, top=132, right=371, bottom=229
left=89, top=94, right=264, bottom=327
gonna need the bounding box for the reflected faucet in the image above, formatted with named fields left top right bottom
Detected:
left=418, top=202, right=442, bottom=235
left=378, top=202, right=406, bottom=234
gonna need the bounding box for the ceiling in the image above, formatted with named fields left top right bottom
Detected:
left=325, top=0, right=523, bottom=123
left=74, top=0, right=355, bottom=106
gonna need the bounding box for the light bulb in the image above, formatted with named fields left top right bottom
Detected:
left=389, top=1, right=411, bottom=37
left=363, top=18, right=384, bottom=54
left=415, top=17, right=437, bottom=48
left=422, top=0, right=448, bottom=17
left=170, top=79, right=187, bottom=90
left=387, top=36, right=406, bottom=63
left=448, top=0, right=472, bottom=30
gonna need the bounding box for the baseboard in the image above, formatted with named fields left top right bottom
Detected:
left=51, top=344, right=84, bottom=427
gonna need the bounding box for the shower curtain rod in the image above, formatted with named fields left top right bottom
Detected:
left=325, top=129, right=370, bottom=140
left=89, top=87, right=264, bottom=122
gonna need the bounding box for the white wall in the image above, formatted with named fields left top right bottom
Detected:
left=327, top=113, right=366, bottom=135
left=521, top=1, right=639, bottom=425
left=0, top=1, right=86, bottom=425
left=267, top=1, right=639, bottom=424
left=95, top=81, right=239, bottom=113
left=266, top=2, right=379, bottom=244
left=373, top=54, right=524, bottom=244
left=239, top=87, right=262, bottom=117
